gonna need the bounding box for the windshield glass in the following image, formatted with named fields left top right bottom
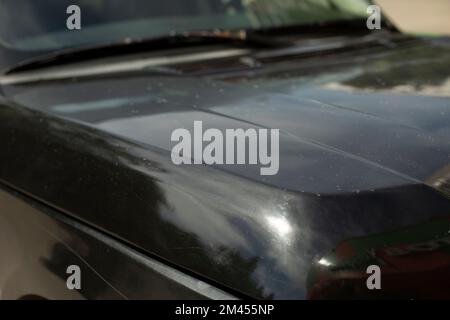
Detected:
left=0, top=0, right=370, bottom=52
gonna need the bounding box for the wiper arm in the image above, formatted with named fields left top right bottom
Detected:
left=6, top=30, right=286, bottom=73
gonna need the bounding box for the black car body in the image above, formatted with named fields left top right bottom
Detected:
left=0, top=1, right=450, bottom=299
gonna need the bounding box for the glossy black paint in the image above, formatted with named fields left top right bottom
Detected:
left=0, top=184, right=230, bottom=299
left=1, top=37, right=450, bottom=299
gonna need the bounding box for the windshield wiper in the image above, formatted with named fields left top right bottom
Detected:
left=6, top=30, right=287, bottom=73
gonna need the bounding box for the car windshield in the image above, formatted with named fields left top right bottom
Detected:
left=0, top=0, right=370, bottom=52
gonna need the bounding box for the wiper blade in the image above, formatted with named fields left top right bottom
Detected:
left=6, top=30, right=286, bottom=73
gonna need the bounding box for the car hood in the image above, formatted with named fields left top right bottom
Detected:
left=2, top=41, right=450, bottom=298
left=5, top=43, right=450, bottom=194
